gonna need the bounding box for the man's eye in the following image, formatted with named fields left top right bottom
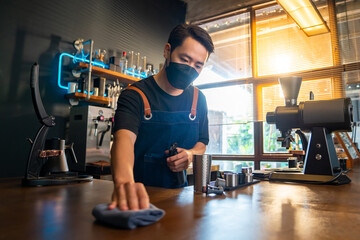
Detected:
left=181, top=58, right=188, bottom=62
left=195, top=65, right=202, bottom=69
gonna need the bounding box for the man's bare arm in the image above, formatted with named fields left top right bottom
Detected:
left=109, top=129, right=149, bottom=210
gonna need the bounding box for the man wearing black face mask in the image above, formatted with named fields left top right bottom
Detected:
left=110, top=24, right=214, bottom=211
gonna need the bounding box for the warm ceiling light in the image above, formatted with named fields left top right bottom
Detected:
left=276, top=0, right=330, bottom=36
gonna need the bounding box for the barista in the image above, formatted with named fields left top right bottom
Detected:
left=109, top=24, right=214, bottom=211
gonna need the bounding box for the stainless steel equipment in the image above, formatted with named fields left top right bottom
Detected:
left=266, top=76, right=352, bottom=184
left=68, top=105, right=114, bottom=172
left=287, top=157, right=298, bottom=168
left=193, top=154, right=212, bottom=193
left=241, top=167, right=253, bottom=183
left=23, top=63, right=92, bottom=186
left=40, top=138, right=76, bottom=175
left=224, top=172, right=239, bottom=187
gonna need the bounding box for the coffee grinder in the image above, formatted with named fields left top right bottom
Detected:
left=266, top=76, right=352, bottom=184
left=22, top=63, right=92, bottom=186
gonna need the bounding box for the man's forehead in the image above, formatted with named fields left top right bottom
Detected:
left=179, top=37, right=199, bottom=47
left=174, top=37, right=208, bottom=59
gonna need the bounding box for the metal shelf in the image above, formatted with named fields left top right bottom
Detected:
left=65, top=92, right=111, bottom=105
left=76, top=62, right=139, bottom=85
left=68, top=62, right=140, bottom=105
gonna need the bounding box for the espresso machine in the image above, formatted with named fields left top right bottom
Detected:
left=266, top=76, right=352, bottom=184
left=67, top=105, right=114, bottom=172
left=23, top=63, right=92, bottom=186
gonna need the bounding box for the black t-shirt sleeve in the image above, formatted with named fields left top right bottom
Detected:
left=113, top=88, right=143, bottom=135
left=197, top=90, right=209, bottom=145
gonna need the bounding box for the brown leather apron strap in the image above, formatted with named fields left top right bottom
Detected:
left=126, top=86, right=152, bottom=119
left=127, top=85, right=198, bottom=120
left=190, top=87, right=199, bottom=120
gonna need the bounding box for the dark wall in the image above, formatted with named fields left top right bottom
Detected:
left=0, top=0, right=186, bottom=177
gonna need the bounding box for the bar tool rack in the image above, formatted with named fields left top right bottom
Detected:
left=65, top=62, right=139, bottom=105
left=62, top=39, right=139, bottom=106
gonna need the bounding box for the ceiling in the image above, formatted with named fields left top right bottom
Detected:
left=183, top=0, right=271, bottom=23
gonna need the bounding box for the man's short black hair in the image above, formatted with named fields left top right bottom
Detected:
left=167, top=24, right=214, bottom=55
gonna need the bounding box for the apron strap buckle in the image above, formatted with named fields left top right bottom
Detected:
left=126, top=85, right=199, bottom=121
left=144, top=113, right=153, bottom=120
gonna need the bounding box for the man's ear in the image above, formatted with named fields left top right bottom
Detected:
left=163, top=43, right=171, bottom=60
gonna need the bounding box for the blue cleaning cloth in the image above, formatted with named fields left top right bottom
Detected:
left=92, top=203, right=165, bottom=229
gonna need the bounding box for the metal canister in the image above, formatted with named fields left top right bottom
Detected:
left=93, top=87, right=99, bottom=96
left=99, top=77, right=106, bottom=97
left=238, top=173, right=245, bottom=184
left=339, top=158, right=347, bottom=171
left=242, top=167, right=253, bottom=183
left=224, top=172, right=239, bottom=187
left=79, top=77, right=86, bottom=93
left=287, top=157, right=298, bottom=168
left=193, top=154, right=212, bottom=193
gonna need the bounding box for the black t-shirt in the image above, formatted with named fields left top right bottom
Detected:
left=113, top=76, right=209, bottom=145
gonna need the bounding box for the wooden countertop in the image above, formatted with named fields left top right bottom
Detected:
left=1, top=164, right=360, bottom=240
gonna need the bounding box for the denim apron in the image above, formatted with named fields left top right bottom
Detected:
left=127, top=86, right=199, bottom=188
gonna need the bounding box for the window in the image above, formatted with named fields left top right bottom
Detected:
left=213, top=160, right=254, bottom=172
left=202, top=85, right=254, bottom=155
left=336, top=0, right=360, bottom=64
left=195, top=12, right=254, bottom=155
left=337, top=0, right=360, bottom=147
left=255, top=1, right=333, bottom=76
left=260, top=161, right=288, bottom=170
left=197, top=12, right=252, bottom=84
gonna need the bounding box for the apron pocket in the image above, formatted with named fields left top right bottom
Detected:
left=143, top=153, right=167, bottom=187
left=143, top=153, right=187, bottom=188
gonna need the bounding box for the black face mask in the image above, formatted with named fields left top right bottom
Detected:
left=165, top=62, right=199, bottom=90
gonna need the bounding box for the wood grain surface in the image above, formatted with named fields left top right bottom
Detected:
left=1, top=163, right=360, bottom=240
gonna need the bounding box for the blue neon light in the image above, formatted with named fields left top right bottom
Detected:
left=58, top=52, right=108, bottom=90
left=58, top=52, right=150, bottom=91
left=124, top=69, right=147, bottom=79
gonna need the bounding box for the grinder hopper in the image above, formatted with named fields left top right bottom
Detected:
left=278, top=76, right=302, bottom=106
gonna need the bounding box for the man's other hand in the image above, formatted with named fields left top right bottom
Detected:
left=165, top=147, right=193, bottom=172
